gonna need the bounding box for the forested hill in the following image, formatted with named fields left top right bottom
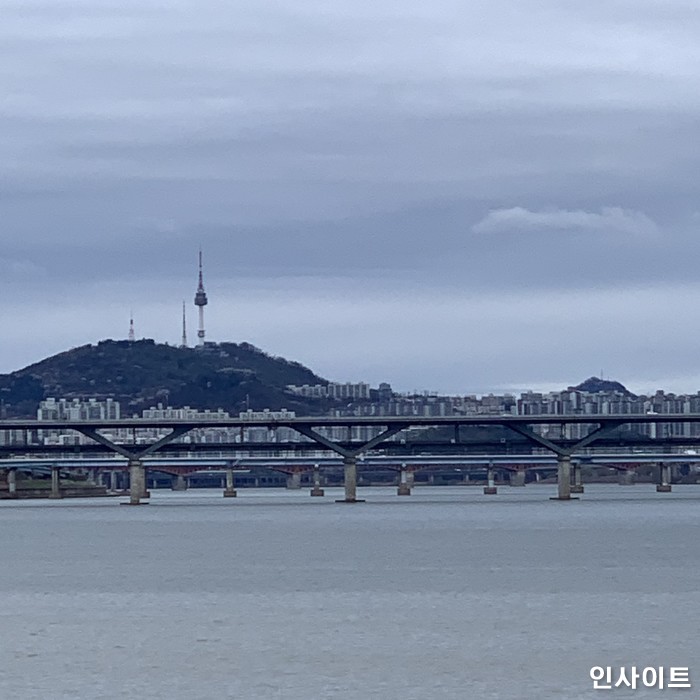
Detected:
left=0, top=339, right=328, bottom=418
left=571, top=376, right=633, bottom=396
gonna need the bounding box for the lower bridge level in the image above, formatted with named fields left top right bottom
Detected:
left=0, top=455, right=697, bottom=503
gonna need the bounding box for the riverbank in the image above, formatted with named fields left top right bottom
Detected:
left=0, top=480, right=110, bottom=499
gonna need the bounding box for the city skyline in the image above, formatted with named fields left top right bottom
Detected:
left=3, top=5, right=697, bottom=698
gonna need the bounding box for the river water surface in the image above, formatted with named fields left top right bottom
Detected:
left=1, top=484, right=698, bottom=699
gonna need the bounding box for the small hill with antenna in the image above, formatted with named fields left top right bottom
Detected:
left=569, top=376, right=634, bottom=396
left=0, top=339, right=329, bottom=418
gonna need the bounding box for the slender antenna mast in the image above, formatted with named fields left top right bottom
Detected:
left=128, top=311, right=135, bottom=342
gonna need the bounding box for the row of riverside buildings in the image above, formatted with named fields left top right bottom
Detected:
left=10, top=381, right=700, bottom=449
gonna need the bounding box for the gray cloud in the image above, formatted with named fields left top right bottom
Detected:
left=472, top=207, right=659, bottom=239
left=1, top=0, right=700, bottom=393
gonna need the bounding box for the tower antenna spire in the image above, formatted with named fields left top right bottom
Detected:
left=180, top=301, right=188, bottom=348
left=128, top=311, right=135, bottom=342
left=194, top=248, right=208, bottom=345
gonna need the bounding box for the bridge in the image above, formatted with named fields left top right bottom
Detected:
left=1, top=413, right=699, bottom=504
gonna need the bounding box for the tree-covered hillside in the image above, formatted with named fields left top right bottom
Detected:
left=0, top=339, right=329, bottom=417
left=571, top=377, right=634, bottom=396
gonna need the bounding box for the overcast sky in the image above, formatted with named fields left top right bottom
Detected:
left=2, top=0, right=700, bottom=395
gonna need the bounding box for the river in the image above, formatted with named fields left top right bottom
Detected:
left=1, top=484, right=697, bottom=699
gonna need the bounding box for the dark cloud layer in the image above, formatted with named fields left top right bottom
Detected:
left=2, top=0, right=699, bottom=392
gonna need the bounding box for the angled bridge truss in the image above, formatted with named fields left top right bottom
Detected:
left=0, top=414, right=697, bottom=503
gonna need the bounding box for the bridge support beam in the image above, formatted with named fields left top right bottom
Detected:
left=483, top=467, right=497, bottom=495
left=171, top=474, right=188, bottom=491
left=551, top=455, right=576, bottom=501
left=286, top=472, right=302, bottom=490
left=49, top=466, right=62, bottom=499
left=124, top=460, right=147, bottom=505
left=657, top=463, right=672, bottom=492
left=109, top=470, right=120, bottom=492
left=223, top=468, right=237, bottom=497
left=509, top=469, right=526, bottom=487
left=397, top=465, right=411, bottom=496
left=336, top=457, right=364, bottom=503
left=570, top=464, right=584, bottom=494
left=7, top=468, right=17, bottom=498
left=310, top=465, right=324, bottom=496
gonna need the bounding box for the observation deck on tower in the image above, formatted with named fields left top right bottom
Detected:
left=194, top=251, right=208, bottom=308
left=194, top=250, right=208, bottom=344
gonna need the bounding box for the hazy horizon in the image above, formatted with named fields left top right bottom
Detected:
left=1, top=331, right=693, bottom=399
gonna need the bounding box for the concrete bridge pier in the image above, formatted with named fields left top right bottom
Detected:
left=336, top=456, right=364, bottom=503
left=570, top=464, right=584, bottom=494
left=657, top=463, right=672, bottom=492
left=109, top=470, right=119, bottom=492
left=223, top=468, right=237, bottom=497
left=551, top=455, right=576, bottom=501
left=124, top=460, right=147, bottom=505
left=310, top=465, right=324, bottom=496
left=49, top=466, right=62, bottom=499
left=397, top=465, right=411, bottom=496
left=483, top=467, right=497, bottom=495
left=171, top=474, right=188, bottom=491
left=286, top=472, right=302, bottom=490
left=509, top=469, right=526, bottom=487
left=7, top=468, right=17, bottom=498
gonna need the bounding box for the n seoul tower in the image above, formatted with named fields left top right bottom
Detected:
left=194, top=249, right=208, bottom=345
